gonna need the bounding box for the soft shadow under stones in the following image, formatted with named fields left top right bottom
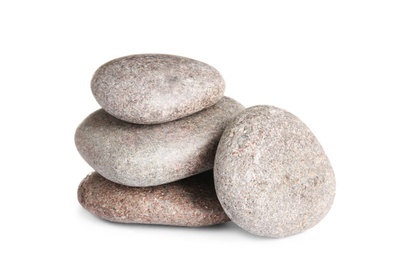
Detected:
left=77, top=205, right=271, bottom=239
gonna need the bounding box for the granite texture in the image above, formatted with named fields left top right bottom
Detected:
left=214, top=105, right=336, bottom=237
left=78, top=171, right=230, bottom=226
left=91, top=54, right=225, bottom=124
left=75, top=97, right=244, bottom=187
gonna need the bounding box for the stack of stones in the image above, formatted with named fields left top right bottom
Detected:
left=75, top=54, right=336, bottom=238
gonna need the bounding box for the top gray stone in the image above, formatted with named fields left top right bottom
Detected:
left=91, top=54, right=225, bottom=124
left=214, top=105, right=336, bottom=238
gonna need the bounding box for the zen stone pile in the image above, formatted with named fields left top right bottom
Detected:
left=75, top=54, right=336, bottom=237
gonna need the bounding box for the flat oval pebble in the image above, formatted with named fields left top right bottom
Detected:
left=75, top=97, right=244, bottom=187
left=78, top=171, right=230, bottom=226
left=91, top=54, right=225, bottom=124
left=214, top=105, right=336, bottom=237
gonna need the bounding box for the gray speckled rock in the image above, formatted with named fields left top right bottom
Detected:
left=78, top=171, right=230, bottom=226
left=91, top=54, right=225, bottom=124
left=214, top=105, right=336, bottom=237
left=75, top=97, right=244, bottom=187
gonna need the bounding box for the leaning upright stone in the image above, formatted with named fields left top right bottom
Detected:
left=91, top=54, right=225, bottom=124
left=214, top=105, right=336, bottom=238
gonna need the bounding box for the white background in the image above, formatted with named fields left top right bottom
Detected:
left=1, top=1, right=405, bottom=259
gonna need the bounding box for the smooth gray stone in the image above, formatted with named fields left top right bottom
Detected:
left=75, top=97, right=244, bottom=187
left=214, top=105, right=336, bottom=238
left=91, top=54, right=225, bottom=124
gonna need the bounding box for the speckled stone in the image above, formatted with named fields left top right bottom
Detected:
left=91, top=54, right=225, bottom=124
left=214, top=105, right=336, bottom=237
left=78, top=171, right=230, bottom=226
left=75, top=97, right=244, bottom=187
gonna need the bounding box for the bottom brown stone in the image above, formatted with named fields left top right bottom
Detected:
left=78, top=171, right=230, bottom=226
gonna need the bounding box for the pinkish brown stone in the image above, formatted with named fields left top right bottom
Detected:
left=74, top=97, right=244, bottom=187
left=78, top=171, right=230, bottom=226
left=91, top=54, right=225, bottom=124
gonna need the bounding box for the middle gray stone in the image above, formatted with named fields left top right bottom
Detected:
left=74, top=97, right=244, bottom=187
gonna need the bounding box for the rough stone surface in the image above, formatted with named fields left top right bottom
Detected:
left=91, top=54, right=225, bottom=124
left=214, top=105, right=336, bottom=237
left=78, top=171, right=230, bottom=226
left=75, top=97, right=244, bottom=187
